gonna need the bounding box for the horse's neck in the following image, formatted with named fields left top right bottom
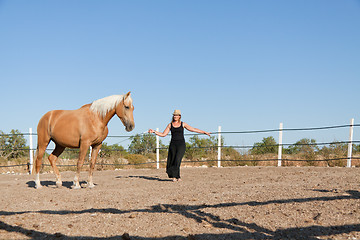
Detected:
left=102, top=109, right=116, bottom=126
left=87, top=101, right=119, bottom=126
left=87, top=104, right=116, bottom=126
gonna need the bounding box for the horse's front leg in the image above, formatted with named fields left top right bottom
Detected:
left=87, top=144, right=102, bottom=188
left=72, top=143, right=90, bottom=189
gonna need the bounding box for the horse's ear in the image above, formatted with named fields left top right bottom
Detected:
left=125, top=91, right=131, bottom=99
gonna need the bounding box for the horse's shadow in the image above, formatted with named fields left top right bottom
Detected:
left=26, top=181, right=88, bottom=189
left=117, top=175, right=173, bottom=182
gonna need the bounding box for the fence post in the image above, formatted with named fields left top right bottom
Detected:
left=156, top=128, right=159, bottom=169
left=217, top=126, right=221, bottom=168
left=277, top=123, right=283, bottom=167
left=29, top=128, right=34, bottom=174
left=347, top=118, right=354, bottom=168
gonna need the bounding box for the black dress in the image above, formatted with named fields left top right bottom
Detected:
left=166, top=122, right=186, bottom=179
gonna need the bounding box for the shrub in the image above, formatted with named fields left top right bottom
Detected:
left=126, top=154, right=148, bottom=168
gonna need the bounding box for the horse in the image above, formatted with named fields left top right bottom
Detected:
left=34, top=92, right=135, bottom=189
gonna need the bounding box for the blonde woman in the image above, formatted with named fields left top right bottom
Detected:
left=149, top=110, right=211, bottom=182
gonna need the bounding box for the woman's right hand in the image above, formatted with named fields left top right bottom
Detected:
left=148, top=129, right=154, bottom=134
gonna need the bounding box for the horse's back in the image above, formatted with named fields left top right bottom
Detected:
left=38, top=107, right=87, bottom=128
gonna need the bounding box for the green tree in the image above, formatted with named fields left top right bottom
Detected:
left=99, top=142, right=126, bottom=158
left=188, top=135, right=217, bottom=149
left=185, top=135, right=218, bottom=160
left=250, top=136, right=277, bottom=155
left=128, top=133, right=164, bottom=154
left=286, top=138, right=319, bottom=155
left=286, top=138, right=319, bottom=165
left=0, top=129, right=27, bottom=159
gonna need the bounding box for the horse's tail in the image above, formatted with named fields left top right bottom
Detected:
left=32, top=144, right=39, bottom=175
left=33, top=112, right=51, bottom=175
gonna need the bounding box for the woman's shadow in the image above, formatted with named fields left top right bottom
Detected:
left=117, top=175, right=173, bottom=182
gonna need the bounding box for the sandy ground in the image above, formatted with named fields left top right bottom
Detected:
left=0, top=166, right=360, bottom=240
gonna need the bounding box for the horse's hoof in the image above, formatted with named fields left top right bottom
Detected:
left=56, top=182, right=63, bottom=188
left=36, top=185, right=43, bottom=189
left=71, top=185, right=81, bottom=190
left=88, top=184, right=95, bottom=189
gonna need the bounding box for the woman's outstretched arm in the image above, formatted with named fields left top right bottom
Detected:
left=183, top=122, right=211, bottom=136
left=148, top=124, right=171, bottom=137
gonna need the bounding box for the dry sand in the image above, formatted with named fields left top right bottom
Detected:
left=0, top=166, right=359, bottom=239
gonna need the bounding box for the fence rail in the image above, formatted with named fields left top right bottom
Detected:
left=0, top=118, right=359, bottom=173
left=4, top=123, right=360, bottom=137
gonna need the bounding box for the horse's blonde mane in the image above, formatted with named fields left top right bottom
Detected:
left=90, top=95, right=130, bottom=117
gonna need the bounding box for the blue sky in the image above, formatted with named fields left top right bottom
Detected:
left=0, top=0, right=359, bottom=148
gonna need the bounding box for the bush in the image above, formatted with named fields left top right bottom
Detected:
left=319, top=141, right=347, bottom=167
left=126, top=154, right=148, bottom=168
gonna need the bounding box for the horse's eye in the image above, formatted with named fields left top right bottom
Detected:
left=125, top=106, right=130, bottom=109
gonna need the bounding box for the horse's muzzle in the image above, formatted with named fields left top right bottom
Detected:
left=125, top=122, right=135, bottom=132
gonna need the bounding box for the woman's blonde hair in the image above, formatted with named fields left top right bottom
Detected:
left=172, top=114, right=181, bottom=123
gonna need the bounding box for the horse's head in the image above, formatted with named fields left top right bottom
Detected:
left=116, top=92, right=135, bottom=132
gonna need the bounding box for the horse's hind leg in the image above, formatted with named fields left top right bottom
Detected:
left=35, top=113, right=51, bottom=189
left=35, top=144, right=47, bottom=189
left=48, top=144, right=65, bottom=188
left=35, top=135, right=50, bottom=189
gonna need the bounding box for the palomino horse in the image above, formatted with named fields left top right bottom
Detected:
left=34, top=92, right=135, bottom=189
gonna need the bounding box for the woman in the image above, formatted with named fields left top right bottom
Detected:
left=148, top=110, right=211, bottom=182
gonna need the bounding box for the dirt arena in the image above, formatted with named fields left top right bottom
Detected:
left=0, top=166, right=359, bottom=240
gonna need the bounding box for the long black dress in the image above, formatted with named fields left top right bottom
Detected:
left=166, top=122, right=186, bottom=179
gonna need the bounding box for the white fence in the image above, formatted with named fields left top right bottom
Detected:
left=22, top=118, right=358, bottom=173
